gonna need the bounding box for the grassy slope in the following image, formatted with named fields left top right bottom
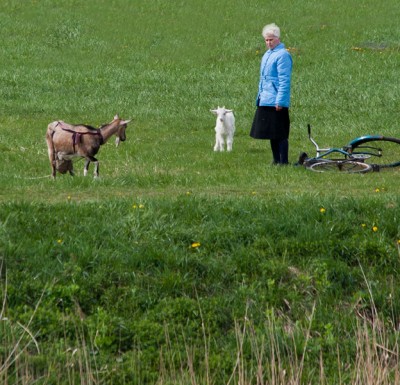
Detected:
left=0, top=0, right=400, bottom=383
left=1, top=195, right=400, bottom=383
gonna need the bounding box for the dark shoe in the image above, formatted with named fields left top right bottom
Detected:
left=295, top=152, right=308, bottom=166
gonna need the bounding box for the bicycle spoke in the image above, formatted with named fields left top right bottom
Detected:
left=307, top=160, right=372, bottom=173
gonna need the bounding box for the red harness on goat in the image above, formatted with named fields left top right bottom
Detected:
left=54, top=122, right=104, bottom=152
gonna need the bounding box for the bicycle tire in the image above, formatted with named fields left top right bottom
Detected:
left=307, top=160, right=372, bottom=173
left=348, top=136, right=400, bottom=168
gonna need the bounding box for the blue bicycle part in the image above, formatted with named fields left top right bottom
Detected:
left=347, top=136, right=400, bottom=168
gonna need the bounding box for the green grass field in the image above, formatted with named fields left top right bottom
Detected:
left=1, top=0, right=400, bottom=384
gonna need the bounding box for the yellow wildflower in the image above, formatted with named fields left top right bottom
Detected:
left=372, top=226, right=378, bottom=232
left=191, top=242, right=201, bottom=248
left=320, top=207, right=326, bottom=214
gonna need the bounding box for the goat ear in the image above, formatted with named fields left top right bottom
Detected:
left=210, top=109, right=217, bottom=114
left=121, top=119, right=131, bottom=125
left=226, top=109, right=233, bottom=113
left=114, top=114, right=120, bottom=120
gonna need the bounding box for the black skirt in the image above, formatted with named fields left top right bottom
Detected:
left=250, top=106, right=290, bottom=140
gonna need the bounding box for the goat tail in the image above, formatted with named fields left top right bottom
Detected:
left=46, top=122, right=59, bottom=167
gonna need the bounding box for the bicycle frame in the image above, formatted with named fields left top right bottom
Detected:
left=346, top=135, right=384, bottom=158
left=307, top=124, right=351, bottom=160
left=302, top=125, right=400, bottom=171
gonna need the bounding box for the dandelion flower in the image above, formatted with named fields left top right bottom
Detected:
left=139, top=204, right=144, bottom=209
left=375, top=188, right=380, bottom=193
left=361, top=223, right=366, bottom=228
left=132, top=204, right=138, bottom=209
left=320, top=207, right=326, bottom=214
left=191, top=242, right=201, bottom=248
left=186, top=191, right=191, bottom=196
left=57, top=239, right=63, bottom=244
left=372, top=226, right=378, bottom=232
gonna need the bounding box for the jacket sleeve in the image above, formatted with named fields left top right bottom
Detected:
left=276, top=52, right=293, bottom=107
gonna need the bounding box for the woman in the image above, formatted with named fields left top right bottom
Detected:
left=250, top=23, right=293, bottom=165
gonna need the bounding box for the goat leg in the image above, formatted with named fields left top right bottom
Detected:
left=94, top=161, right=99, bottom=178
left=84, top=159, right=91, bottom=176
left=51, top=160, right=57, bottom=179
left=84, top=156, right=99, bottom=178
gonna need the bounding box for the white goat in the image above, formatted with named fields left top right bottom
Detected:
left=210, top=106, right=235, bottom=152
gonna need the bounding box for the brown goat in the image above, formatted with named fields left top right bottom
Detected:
left=46, top=114, right=131, bottom=178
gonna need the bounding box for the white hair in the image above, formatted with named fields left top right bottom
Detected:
left=262, top=23, right=280, bottom=38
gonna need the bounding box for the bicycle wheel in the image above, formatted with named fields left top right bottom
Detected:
left=307, top=160, right=372, bottom=173
left=349, top=136, right=400, bottom=168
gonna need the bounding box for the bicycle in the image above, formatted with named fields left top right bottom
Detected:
left=297, top=125, right=400, bottom=173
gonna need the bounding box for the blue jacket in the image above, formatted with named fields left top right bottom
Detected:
left=256, top=43, right=292, bottom=108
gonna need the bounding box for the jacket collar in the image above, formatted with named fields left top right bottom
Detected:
left=268, top=42, right=285, bottom=53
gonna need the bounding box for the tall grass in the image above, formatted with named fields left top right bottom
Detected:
left=1, top=278, right=399, bottom=384
left=1, top=196, right=400, bottom=383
